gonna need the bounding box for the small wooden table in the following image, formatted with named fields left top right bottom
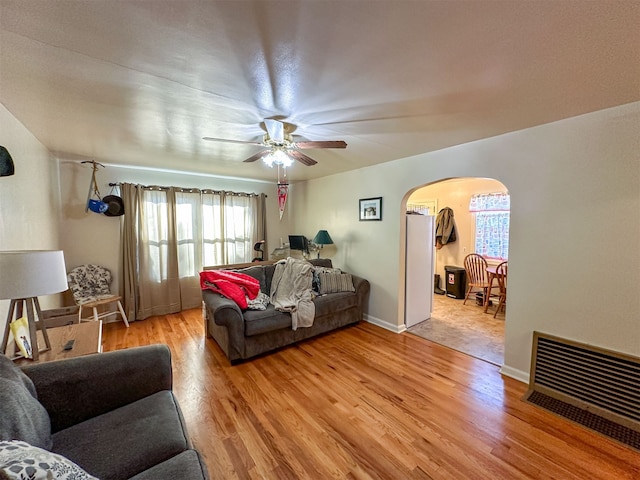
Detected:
left=16, top=321, right=102, bottom=364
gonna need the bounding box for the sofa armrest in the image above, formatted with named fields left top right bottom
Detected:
left=202, top=290, right=246, bottom=359
left=351, top=274, right=371, bottom=316
left=202, top=290, right=243, bottom=328
left=21, top=344, right=172, bottom=433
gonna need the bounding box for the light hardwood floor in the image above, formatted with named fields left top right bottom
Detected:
left=102, top=310, right=639, bottom=479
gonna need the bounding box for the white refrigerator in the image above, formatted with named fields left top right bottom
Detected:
left=405, top=214, right=435, bottom=328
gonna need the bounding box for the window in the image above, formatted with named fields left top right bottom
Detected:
left=469, top=193, right=510, bottom=261
left=142, top=189, right=172, bottom=283
left=121, top=183, right=265, bottom=320
left=200, top=192, right=254, bottom=267
left=140, top=188, right=258, bottom=282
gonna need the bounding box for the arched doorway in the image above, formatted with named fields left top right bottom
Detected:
left=402, top=177, right=510, bottom=366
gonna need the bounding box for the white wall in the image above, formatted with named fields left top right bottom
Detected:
left=57, top=160, right=294, bottom=297
left=293, top=102, right=640, bottom=382
left=0, top=103, right=63, bottom=336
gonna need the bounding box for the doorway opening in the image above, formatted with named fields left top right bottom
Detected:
left=403, top=177, right=510, bottom=366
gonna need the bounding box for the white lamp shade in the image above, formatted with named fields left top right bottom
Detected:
left=0, top=250, right=68, bottom=299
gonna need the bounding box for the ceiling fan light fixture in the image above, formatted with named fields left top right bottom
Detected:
left=263, top=149, right=293, bottom=168
left=205, top=118, right=344, bottom=167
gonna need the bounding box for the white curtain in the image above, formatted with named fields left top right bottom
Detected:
left=200, top=191, right=256, bottom=267
left=121, top=184, right=264, bottom=320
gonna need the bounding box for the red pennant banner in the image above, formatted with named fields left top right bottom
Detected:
left=277, top=182, right=288, bottom=220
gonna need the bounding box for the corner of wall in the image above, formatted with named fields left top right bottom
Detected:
left=499, top=364, right=530, bottom=385
left=364, top=314, right=407, bottom=334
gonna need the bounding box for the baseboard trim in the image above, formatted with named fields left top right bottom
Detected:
left=364, top=315, right=406, bottom=334
left=500, top=364, right=529, bottom=384
left=364, top=316, right=530, bottom=385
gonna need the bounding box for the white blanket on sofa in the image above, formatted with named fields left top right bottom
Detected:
left=270, top=257, right=315, bottom=330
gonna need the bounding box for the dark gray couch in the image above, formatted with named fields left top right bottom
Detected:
left=202, top=258, right=370, bottom=364
left=0, top=345, right=208, bottom=480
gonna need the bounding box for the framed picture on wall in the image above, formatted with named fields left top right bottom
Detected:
left=359, top=197, right=382, bottom=221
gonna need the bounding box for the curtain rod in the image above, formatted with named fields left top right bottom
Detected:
left=108, top=182, right=264, bottom=197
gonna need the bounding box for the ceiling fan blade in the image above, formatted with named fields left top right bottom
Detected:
left=242, top=150, right=269, bottom=163
left=203, top=137, right=263, bottom=146
left=295, top=140, right=347, bottom=149
left=289, top=150, right=317, bottom=166
left=264, top=119, right=284, bottom=143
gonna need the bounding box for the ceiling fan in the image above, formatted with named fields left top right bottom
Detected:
left=203, top=119, right=347, bottom=167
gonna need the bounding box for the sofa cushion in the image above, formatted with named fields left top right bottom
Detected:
left=314, top=291, right=359, bottom=317
left=0, top=355, right=52, bottom=450
left=244, top=292, right=359, bottom=337
left=263, top=264, right=277, bottom=294
left=243, top=304, right=292, bottom=337
left=51, top=391, right=189, bottom=480
left=0, top=440, right=97, bottom=480
left=233, top=266, right=267, bottom=294
left=128, top=449, right=209, bottom=480
left=309, top=258, right=333, bottom=269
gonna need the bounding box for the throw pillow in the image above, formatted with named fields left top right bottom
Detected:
left=318, top=272, right=355, bottom=294
left=312, top=267, right=342, bottom=294
left=0, top=440, right=98, bottom=480
left=0, top=356, right=52, bottom=450
left=246, top=291, right=270, bottom=310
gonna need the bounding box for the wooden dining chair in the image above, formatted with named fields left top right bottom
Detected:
left=67, top=264, right=130, bottom=327
left=493, top=261, right=508, bottom=317
left=463, top=253, right=499, bottom=307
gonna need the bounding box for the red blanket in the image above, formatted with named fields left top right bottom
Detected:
left=199, top=270, right=260, bottom=309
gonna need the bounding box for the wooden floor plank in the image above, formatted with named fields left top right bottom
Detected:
left=102, top=309, right=640, bottom=479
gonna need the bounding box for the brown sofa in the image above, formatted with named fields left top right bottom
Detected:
left=202, top=258, right=370, bottom=364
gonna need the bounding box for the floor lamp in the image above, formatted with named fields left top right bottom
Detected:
left=0, top=250, right=68, bottom=361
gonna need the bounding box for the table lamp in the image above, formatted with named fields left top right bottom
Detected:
left=312, top=230, right=334, bottom=259
left=0, top=250, right=68, bottom=360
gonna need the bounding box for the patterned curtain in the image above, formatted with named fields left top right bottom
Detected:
left=469, top=192, right=510, bottom=212
left=470, top=192, right=510, bottom=260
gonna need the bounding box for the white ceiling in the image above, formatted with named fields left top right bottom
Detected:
left=1, top=1, right=638, bottom=182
